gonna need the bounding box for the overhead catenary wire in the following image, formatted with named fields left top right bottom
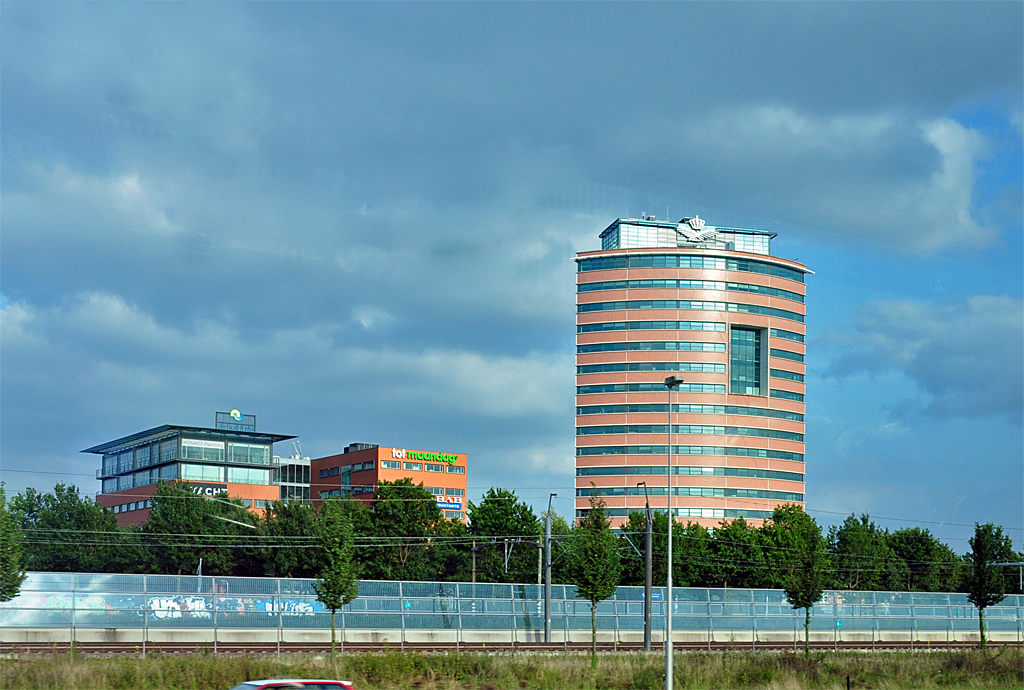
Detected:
left=17, top=537, right=972, bottom=578
left=19, top=528, right=975, bottom=573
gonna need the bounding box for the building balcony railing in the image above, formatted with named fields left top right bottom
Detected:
left=99, top=473, right=281, bottom=495
left=97, top=456, right=282, bottom=486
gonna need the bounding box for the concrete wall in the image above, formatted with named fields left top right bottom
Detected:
left=3, top=626, right=1020, bottom=648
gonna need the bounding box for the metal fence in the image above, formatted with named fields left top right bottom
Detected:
left=2, top=571, right=1022, bottom=635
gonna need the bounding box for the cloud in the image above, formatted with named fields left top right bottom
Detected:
left=1, top=2, right=1021, bottom=524
left=0, top=293, right=574, bottom=497
left=826, top=296, right=1023, bottom=421
left=608, top=108, right=996, bottom=252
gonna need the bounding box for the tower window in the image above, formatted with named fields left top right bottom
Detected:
left=730, top=327, right=762, bottom=396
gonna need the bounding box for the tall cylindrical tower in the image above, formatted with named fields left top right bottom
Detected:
left=574, top=216, right=810, bottom=528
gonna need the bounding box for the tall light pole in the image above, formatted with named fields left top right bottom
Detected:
left=544, top=492, right=556, bottom=643
left=637, top=481, right=652, bottom=652
left=664, top=374, right=684, bottom=690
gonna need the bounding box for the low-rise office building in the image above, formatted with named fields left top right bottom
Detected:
left=312, top=443, right=468, bottom=522
left=86, top=415, right=295, bottom=526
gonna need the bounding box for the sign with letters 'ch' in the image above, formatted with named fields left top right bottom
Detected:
left=185, top=482, right=228, bottom=497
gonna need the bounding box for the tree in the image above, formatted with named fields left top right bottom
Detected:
left=467, top=488, right=541, bottom=583
left=570, top=497, right=621, bottom=666
left=541, top=508, right=574, bottom=584
left=764, top=504, right=827, bottom=654
left=0, top=486, right=27, bottom=602
left=828, top=514, right=901, bottom=591
left=362, top=479, right=448, bottom=581
left=313, top=499, right=360, bottom=657
left=966, top=523, right=1012, bottom=648
left=618, top=512, right=712, bottom=588
left=144, top=481, right=259, bottom=575
left=11, top=483, right=121, bottom=573
left=617, top=511, right=650, bottom=587
left=709, top=517, right=768, bottom=588
left=888, top=526, right=963, bottom=592
left=263, top=500, right=322, bottom=578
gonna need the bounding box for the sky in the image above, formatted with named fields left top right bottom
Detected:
left=2, top=2, right=1022, bottom=552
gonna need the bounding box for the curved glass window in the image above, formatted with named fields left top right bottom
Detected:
left=579, top=300, right=804, bottom=323
left=577, top=321, right=725, bottom=334
left=578, top=340, right=725, bottom=353
left=576, top=255, right=805, bottom=283
left=180, top=463, right=225, bottom=482
left=575, top=403, right=804, bottom=422
left=575, top=465, right=803, bottom=481
left=577, top=383, right=726, bottom=394
left=770, top=369, right=804, bottom=383
left=577, top=362, right=725, bottom=374
left=770, top=348, right=804, bottom=363
left=770, top=327, right=804, bottom=343
left=181, top=441, right=224, bottom=463
left=160, top=440, right=178, bottom=463
left=228, top=443, right=271, bottom=466
left=575, top=446, right=803, bottom=462
left=576, top=425, right=803, bottom=442
left=578, top=279, right=803, bottom=303
left=771, top=389, right=805, bottom=402
left=577, top=486, right=803, bottom=501
left=227, top=467, right=271, bottom=484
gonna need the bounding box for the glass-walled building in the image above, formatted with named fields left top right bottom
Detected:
left=575, top=216, right=810, bottom=527
left=85, top=425, right=296, bottom=526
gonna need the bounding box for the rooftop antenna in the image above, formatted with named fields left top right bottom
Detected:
left=290, top=440, right=303, bottom=459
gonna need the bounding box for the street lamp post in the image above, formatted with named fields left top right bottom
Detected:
left=664, top=374, right=684, bottom=690
left=544, top=492, right=556, bottom=644
left=637, top=481, right=653, bottom=652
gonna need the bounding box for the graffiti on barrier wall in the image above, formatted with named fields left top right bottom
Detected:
left=2, top=592, right=329, bottom=622
left=147, top=596, right=213, bottom=619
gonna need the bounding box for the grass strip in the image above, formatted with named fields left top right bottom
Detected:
left=0, top=649, right=1022, bottom=690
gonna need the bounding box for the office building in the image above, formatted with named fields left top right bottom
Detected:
left=312, top=443, right=468, bottom=522
left=575, top=215, right=810, bottom=527
left=86, top=412, right=295, bottom=526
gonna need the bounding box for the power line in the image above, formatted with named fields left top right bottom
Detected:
left=805, top=508, right=1022, bottom=532
left=4, top=470, right=1019, bottom=536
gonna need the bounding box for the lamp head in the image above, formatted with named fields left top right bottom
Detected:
left=664, top=375, right=685, bottom=388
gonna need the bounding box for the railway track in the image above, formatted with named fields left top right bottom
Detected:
left=1, top=639, right=1010, bottom=654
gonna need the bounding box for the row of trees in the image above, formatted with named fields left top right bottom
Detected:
left=5, top=480, right=1019, bottom=597
left=615, top=511, right=997, bottom=593
left=1, top=481, right=1018, bottom=653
